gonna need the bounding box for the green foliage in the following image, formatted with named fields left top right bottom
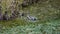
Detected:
left=0, top=0, right=60, bottom=34
left=0, top=20, right=60, bottom=34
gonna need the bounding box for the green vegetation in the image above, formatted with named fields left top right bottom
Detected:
left=0, top=19, right=60, bottom=34
left=0, top=0, right=60, bottom=34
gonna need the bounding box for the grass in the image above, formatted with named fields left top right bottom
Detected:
left=0, top=19, right=60, bottom=34
left=0, top=0, right=60, bottom=34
